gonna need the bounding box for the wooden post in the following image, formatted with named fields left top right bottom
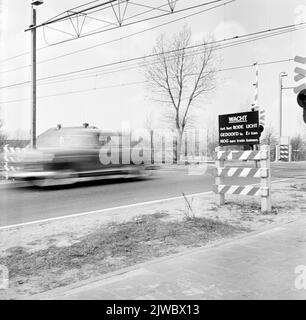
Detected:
left=260, top=145, right=272, bottom=213
left=215, top=146, right=225, bottom=205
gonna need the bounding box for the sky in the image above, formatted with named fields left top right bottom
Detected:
left=0, top=0, right=306, bottom=140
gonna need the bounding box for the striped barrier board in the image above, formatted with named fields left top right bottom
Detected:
left=214, top=145, right=271, bottom=212
left=213, top=185, right=269, bottom=197
left=216, top=167, right=268, bottom=178
left=216, top=150, right=268, bottom=161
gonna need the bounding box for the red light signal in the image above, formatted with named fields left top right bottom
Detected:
left=297, top=89, right=306, bottom=123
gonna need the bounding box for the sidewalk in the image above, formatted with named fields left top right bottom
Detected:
left=34, top=218, right=306, bottom=300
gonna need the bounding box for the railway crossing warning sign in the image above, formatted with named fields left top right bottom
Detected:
left=219, top=111, right=260, bottom=146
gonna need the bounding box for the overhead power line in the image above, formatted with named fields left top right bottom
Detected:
left=1, top=32, right=296, bottom=90
left=27, top=0, right=119, bottom=30
left=0, top=80, right=145, bottom=104
left=39, top=0, right=228, bottom=46
left=0, top=0, right=120, bottom=64
left=0, top=0, right=229, bottom=73
left=0, top=57, right=294, bottom=104
left=0, top=21, right=304, bottom=91
left=0, top=0, right=229, bottom=69
left=32, top=28, right=301, bottom=87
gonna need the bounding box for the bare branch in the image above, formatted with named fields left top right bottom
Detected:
left=144, top=26, right=217, bottom=158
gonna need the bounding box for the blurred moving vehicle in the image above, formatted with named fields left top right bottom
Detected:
left=1, top=125, right=151, bottom=187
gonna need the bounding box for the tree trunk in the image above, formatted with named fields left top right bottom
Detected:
left=176, top=130, right=183, bottom=162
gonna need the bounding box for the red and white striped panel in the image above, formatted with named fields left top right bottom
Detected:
left=216, top=150, right=268, bottom=161
left=253, top=62, right=259, bottom=109
left=217, top=167, right=268, bottom=178
left=214, top=184, right=262, bottom=196
left=259, top=109, right=265, bottom=126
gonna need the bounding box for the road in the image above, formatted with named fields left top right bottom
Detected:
left=0, top=162, right=305, bottom=228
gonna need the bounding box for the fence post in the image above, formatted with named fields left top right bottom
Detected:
left=260, top=145, right=271, bottom=213
left=215, top=146, right=225, bottom=205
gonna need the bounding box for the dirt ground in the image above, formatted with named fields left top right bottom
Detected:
left=0, top=178, right=305, bottom=299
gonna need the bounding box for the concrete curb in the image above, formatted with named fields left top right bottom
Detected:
left=28, top=216, right=301, bottom=300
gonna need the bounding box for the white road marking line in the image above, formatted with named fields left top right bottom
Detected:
left=0, top=191, right=213, bottom=231
left=0, top=178, right=292, bottom=231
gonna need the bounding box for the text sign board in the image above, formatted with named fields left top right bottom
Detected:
left=219, top=111, right=259, bottom=146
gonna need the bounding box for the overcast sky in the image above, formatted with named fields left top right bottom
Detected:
left=1, top=0, right=306, bottom=139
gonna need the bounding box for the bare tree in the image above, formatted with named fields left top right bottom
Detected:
left=261, top=126, right=277, bottom=146
left=291, top=135, right=305, bottom=161
left=207, top=134, right=219, bottom=159
left=0, top=109, right=7, bottom=149
left=144, top=26, right=216, bottom=159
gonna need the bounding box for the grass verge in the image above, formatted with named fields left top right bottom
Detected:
left=0, top=213, right=246, bottom=297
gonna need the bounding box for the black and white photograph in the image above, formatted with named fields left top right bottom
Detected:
left=0, top=0, right=306, bottom=305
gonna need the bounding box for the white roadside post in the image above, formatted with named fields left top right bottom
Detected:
left=215, top=146, right=225, bottom=205
left=260, top=145, right=272, bottom=213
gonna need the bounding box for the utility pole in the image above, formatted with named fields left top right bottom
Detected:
left=30, top=5, right=37, bottom=149
left=276, top=71, right=288, bottom=163
left=28, top=1, right=43, bottom=149
left=279, top=72, right=288, bottom=142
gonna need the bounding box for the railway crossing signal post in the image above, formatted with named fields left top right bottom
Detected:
left=279, top=72, right=288, bottom=140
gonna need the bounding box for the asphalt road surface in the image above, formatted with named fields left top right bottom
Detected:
left=0, top=162, right=305, bottom=228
